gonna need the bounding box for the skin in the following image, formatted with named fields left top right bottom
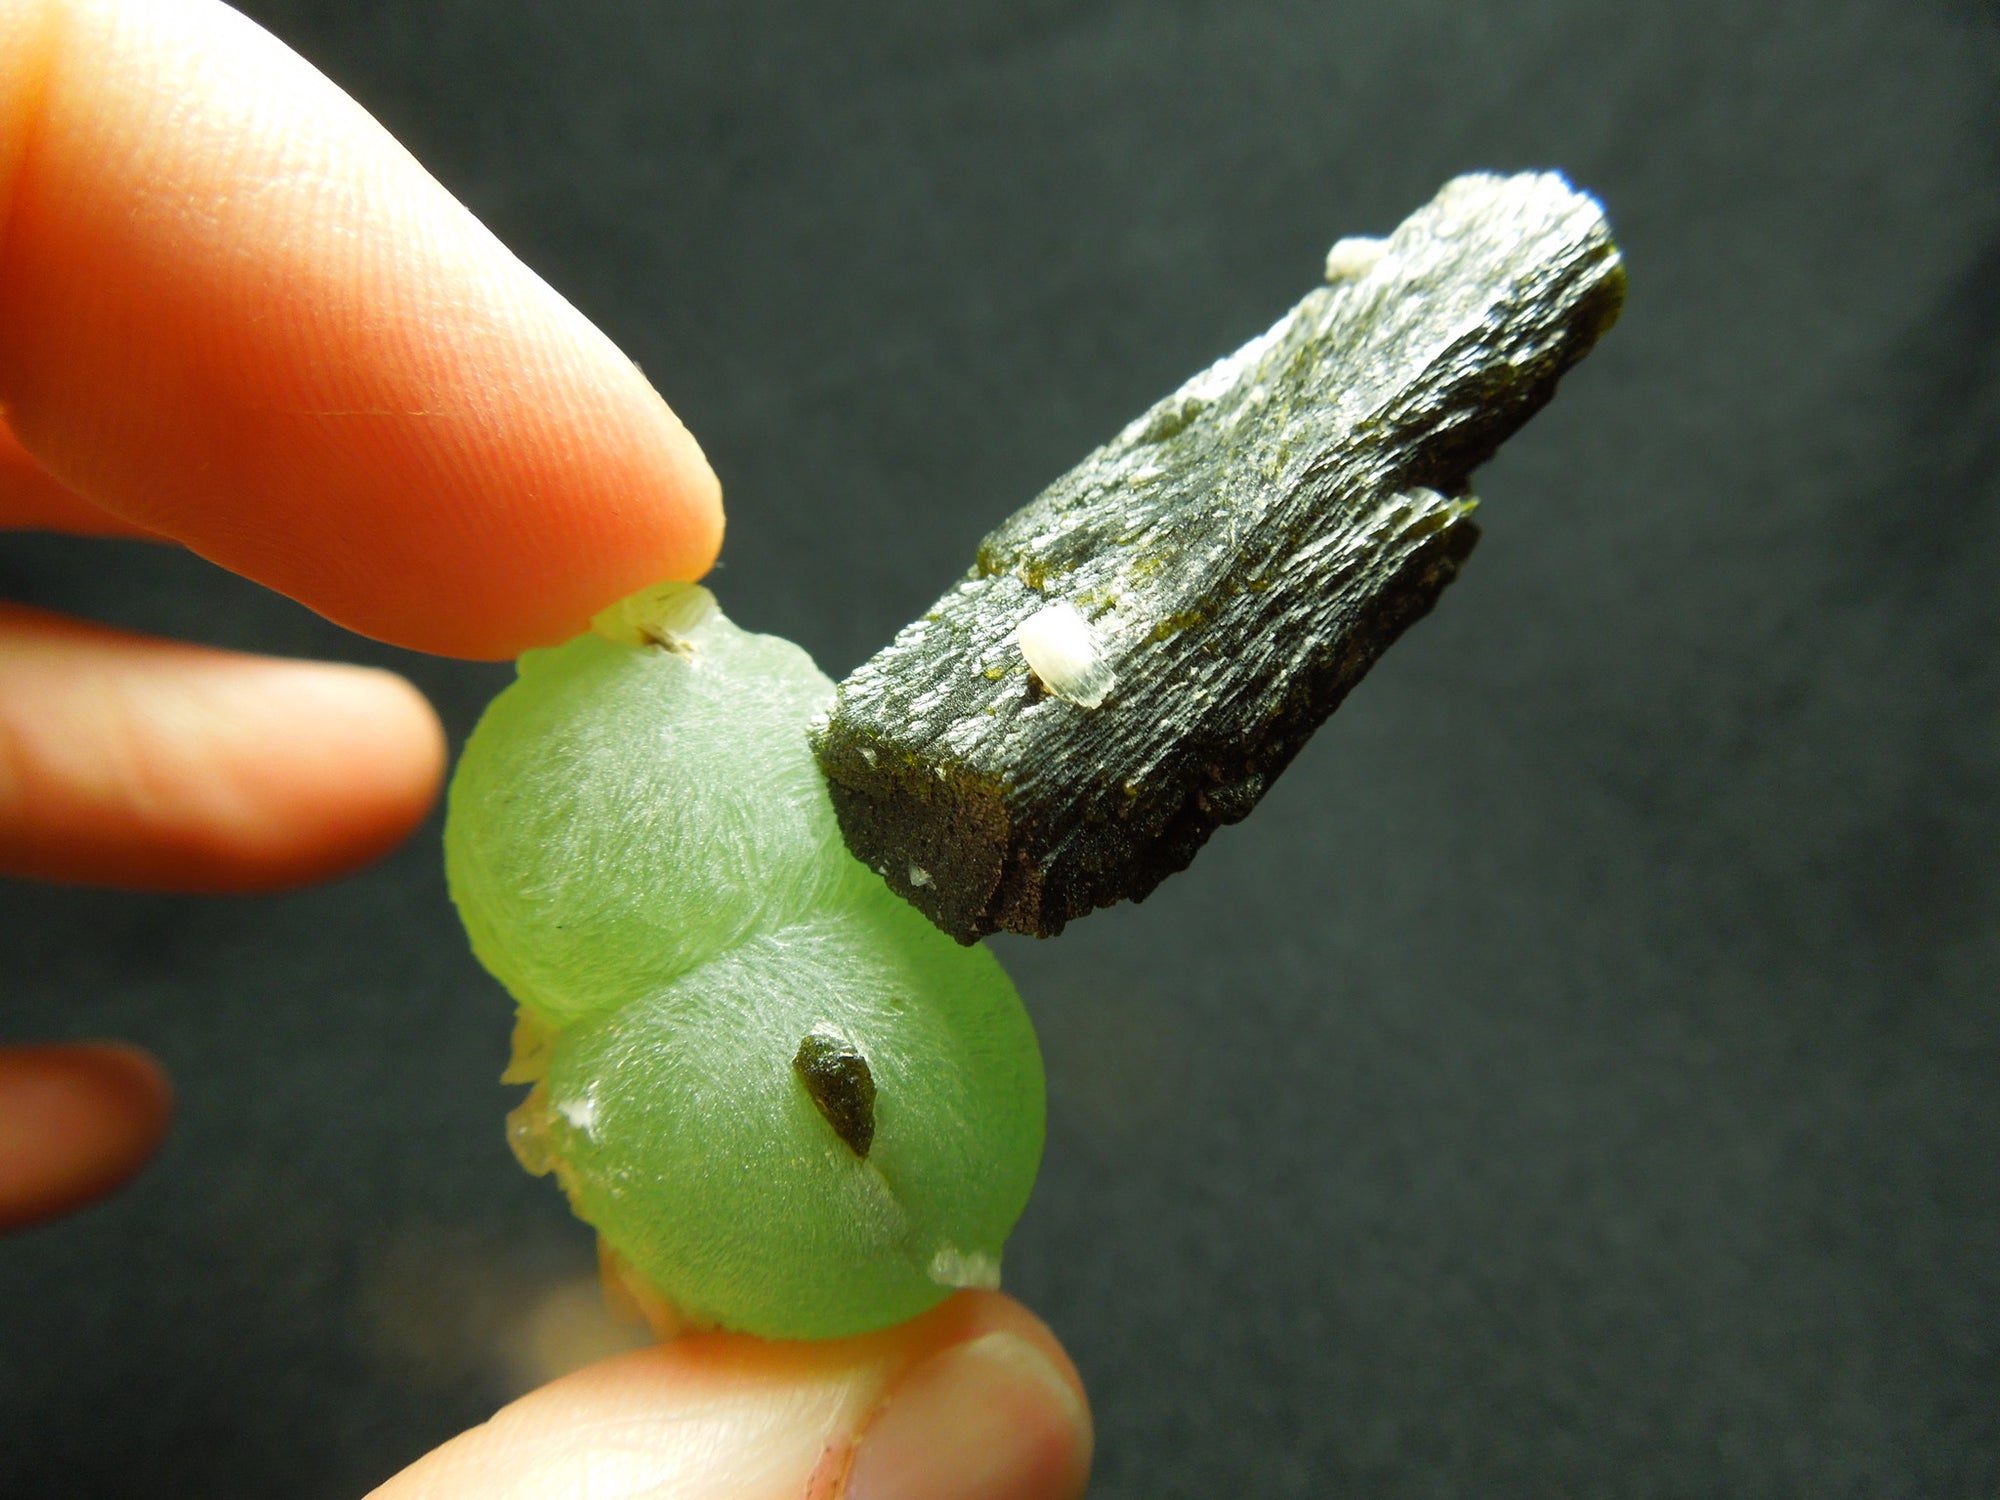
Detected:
left=0, top=3, right=1091, bottom=1496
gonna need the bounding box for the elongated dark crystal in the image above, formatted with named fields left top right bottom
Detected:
left=793, top=1029, right=876, bottom=1158
left=814, top=172, right=1625, bottom=941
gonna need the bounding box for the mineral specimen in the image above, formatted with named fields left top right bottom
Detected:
left=443, top=172, right=1622, bottom=1342
left=813, top=172, right=1625, bottom=941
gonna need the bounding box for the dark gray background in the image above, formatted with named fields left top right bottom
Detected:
left=4, top=1, right=1997, bottom=1495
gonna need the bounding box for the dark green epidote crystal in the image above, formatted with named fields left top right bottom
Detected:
left=794, top=1028, right=878, bottom=1158
left=814, top=172, right=1626, bottom=941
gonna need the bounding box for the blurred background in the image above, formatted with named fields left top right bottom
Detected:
left=4, top=0, right=1997, bottom=1495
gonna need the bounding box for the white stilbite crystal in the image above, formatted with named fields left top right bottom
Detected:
left=927, top=1244, right=1002, bottom=1290
left=1016, top=600, right=1115, bottom=709
left=1324, top=234, right=1388, bottom=283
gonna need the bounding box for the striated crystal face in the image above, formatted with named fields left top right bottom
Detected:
left=444, top=583, right=1045, bottom=1339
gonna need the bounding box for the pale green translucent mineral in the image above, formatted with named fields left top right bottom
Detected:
left=444, top=583, right=1045, bottom=1340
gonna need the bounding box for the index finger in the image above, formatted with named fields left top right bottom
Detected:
left=0, top=0, right=722, bottom=659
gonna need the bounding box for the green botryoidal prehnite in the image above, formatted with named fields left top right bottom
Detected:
left=443, top=581, right=1044, bottom=1340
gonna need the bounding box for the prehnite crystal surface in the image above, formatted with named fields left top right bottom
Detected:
left=443, top=582, right=1045, bottom=1340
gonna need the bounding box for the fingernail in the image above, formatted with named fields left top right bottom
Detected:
left=844, top=1331, right=1092, bottom=1500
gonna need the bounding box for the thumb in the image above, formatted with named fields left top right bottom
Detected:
left=368, top=1289, right=1093, bottom=1500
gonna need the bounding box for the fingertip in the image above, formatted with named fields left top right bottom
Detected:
left=136, top=653, right=448, bottom=889
left=232, top=656, right=447, bottom=881
left=368, top=1291, right=1091, bottom=1500
left=0, top=1042, right=173, bottom=1232
left=447, top=370, right=726, bottom=658
left=0, top=0, right=728, bottom=657
left=0, top=608, right=447, bottom=889
left=879, top=1290, right=1088, bottom=1419
left=842, top=1298, right=1094, bottom=1500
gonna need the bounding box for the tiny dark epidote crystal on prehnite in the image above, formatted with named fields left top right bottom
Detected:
left=813, top=172, right=1626, bottom=941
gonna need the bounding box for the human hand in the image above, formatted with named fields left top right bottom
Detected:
left=0, top=3, right=1092, bottom=1496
